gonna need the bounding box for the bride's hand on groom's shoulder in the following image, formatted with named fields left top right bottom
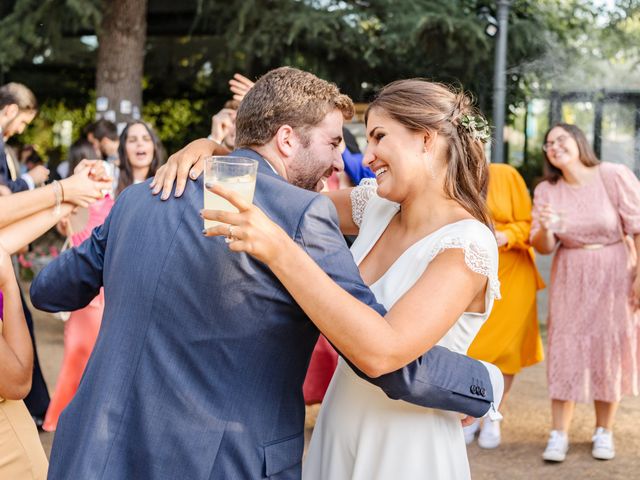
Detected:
left=151, top=138, right=231, bottom=200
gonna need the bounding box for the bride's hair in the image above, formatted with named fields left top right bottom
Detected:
left=365, top=79, right=492, bottom=228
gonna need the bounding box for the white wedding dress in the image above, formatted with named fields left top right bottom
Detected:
left=303, top=182, right=500, bottom=480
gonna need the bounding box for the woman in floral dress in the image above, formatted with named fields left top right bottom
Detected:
left=531, top=123, right=640, bottom=463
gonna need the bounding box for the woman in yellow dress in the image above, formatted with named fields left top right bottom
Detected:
left=464, top=163, right=545, bottom=449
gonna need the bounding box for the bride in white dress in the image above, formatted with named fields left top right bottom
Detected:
left=205, top=79, right=500, bottom=479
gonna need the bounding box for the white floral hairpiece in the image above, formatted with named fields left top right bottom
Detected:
left=459, top=114, right=491, bottom=143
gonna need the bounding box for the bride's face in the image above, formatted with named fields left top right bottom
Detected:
left=363, top=108, right=431, bottom=203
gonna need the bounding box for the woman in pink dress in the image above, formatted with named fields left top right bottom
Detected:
left=43, top=140, right=115, bottom=431
left=531, top=123, right=640, bottom=463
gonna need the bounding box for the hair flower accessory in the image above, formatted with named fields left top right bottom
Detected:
left=460, top=114, right=491, bottom=143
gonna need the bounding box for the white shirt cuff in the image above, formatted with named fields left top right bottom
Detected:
left=479, top=360, right=504, bottom=420
left=21, top=173, right=35, bottom=190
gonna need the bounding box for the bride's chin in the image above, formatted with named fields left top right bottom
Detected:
left=376, top=182, right=392, bottom=199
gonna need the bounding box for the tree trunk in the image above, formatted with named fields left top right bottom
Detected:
left=95, top=0, right=148, bottom=126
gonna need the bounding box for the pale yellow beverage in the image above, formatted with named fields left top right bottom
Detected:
left=203, top=156, right=258, bottom=229
left=203, top=176, right=257, bottom=229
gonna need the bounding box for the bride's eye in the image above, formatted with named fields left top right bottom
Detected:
left=375, top=133, right=385, bottom=141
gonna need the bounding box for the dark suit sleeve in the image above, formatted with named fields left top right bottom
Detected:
left=0, top=155, right=29, bottom=192
left=2, top=177, right=30, bottom=192
left=30, top=202, right=112, bottom=312
left=296, top=195, right=494, bottom=417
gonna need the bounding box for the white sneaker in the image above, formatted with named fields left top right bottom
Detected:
left=542, top=430, right=569, bottom=462
left=478, top=418, right=501, bottom=449
left=463, top=419, right=480, bottom=445
left=592, top=427, right=615, bottom=460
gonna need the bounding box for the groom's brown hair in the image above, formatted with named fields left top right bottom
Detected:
left=235, top=67, right=354, bottom=148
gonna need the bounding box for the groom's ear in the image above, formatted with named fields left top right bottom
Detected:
left=274, top=124, right=298, bottom=159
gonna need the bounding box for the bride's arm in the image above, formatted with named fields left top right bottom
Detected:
left=268, top=241, right=485, bottom=377
left=322, top=188, right=358, bottom=235
left=204, top=185, right=488, bottom=378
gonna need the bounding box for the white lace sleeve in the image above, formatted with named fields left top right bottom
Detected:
left=428, top=237, right=501, bottom=300
left=350, top=178, right=378, bottom=227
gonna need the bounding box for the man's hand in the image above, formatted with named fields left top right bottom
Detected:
left=210, top=108, right=237, bottom=147
left=461, top=415, right=477, bottom=427
left=229, top=73, right=255, bottom=102
left=151, top=138, right=230, bottom=200
left=74, top=159, right=111, bottom=183
left=26, top=165, right=49, bottom=185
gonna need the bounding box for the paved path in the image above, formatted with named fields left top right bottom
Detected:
left=28, top=254, right=640, bottom=478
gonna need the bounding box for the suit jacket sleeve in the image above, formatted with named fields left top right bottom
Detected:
left=296, top=195, right=494, bottom=417
left=2, top=177, right=30, bottom=192
left=0, top=155, right=29, bottom=192
left=30, top=198, right=113, bottom=311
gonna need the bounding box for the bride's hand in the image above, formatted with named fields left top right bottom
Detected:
left=150, top=138, right=230, bottom=200
left=460, top=415, right=477, bottom=427
left=201, top=184, right=288, bottom=264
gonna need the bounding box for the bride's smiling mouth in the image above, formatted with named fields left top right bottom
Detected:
left=373, top=165, right=388, bottom=181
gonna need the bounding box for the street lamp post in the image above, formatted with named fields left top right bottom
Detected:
left=491, top=0, right=512, bottom=163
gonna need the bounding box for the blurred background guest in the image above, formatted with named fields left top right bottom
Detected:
left=0, top=83, right=49, bottom=192
left=85, top=119, right=119, bottom=164
left=0, top=82, right=51, bottom=427
left=56, top=139, right=99, bottom=179
left=42, top=140, right=112, bottom=432
left=465, top=162, right=545, bottom=449
left=0, top=160, right=109, bottom=477
left=23, top=149, right=45, bottom=173
left=531, top=123, right=640, bottom=463
left=18, top=144, right=36, bottom=174
left=116, top=121, right=166, bottom=196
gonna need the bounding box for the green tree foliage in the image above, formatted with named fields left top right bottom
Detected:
left=15, top=97, right=207, bottom=163
left=3, top=0, right=639, bottom=161
left=0, top=0, right=101, bottom=73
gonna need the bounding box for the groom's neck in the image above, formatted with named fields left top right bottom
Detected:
left=251, top=144, right=289, bottom=181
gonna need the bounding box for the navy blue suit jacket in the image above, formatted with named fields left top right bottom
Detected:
left=31, top=149, right=494, bottom=479
left=0, top=137, right=29, bottom=192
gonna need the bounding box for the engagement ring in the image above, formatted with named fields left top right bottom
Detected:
left=225, top=224, right=237, bottom=243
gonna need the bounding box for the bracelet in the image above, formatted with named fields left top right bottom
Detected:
left=52, top=180, right=62, bottom=216
left=59, top=180, right=65, bottom=202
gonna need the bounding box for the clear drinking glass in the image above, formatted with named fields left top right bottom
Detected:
left=203, top=156, right=258, bottom=229
left=547, top=211, right=565, bottom=234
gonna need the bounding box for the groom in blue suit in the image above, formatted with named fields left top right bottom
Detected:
left=31, top=67, right=500, bottom=480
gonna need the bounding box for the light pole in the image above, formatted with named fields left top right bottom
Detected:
left=491, top=0, right=512, bottom=163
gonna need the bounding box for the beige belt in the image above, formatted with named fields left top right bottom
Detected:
left=563, top=240, right=621, bottom=250
left=582, top=244, right=604, bottom=250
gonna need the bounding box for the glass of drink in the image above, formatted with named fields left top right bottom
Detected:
left=547, top=211, right=565, bottom=234
left=203, top=156, right=258, bottom=230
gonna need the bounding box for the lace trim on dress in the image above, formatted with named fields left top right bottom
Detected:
left=429, top=237, right=501, bottom=300
left=350, top=178, right=378, bottom=227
